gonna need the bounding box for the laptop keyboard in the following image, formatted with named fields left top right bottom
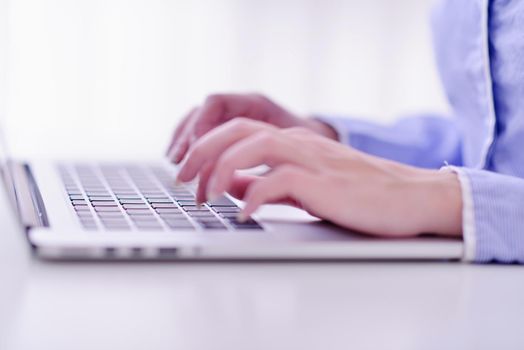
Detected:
left=57, top=164, right=263, bottom=232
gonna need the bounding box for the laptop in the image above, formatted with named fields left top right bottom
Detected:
left=0, top=130, right=464, bottom=260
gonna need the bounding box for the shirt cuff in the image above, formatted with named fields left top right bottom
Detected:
left=441, top=166, right=476, bottom=262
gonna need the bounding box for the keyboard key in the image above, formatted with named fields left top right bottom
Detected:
left=186, top=211, right=216, bottom=218
left=97, top=211, right=125, bottom=218
left=165, top=222, right=195, bottom=230
left=170, top=190, right=192, bottom=196
left=80, top=224, right=98, bottom=230
left=67, top=190, right=83, bottom=195
left=229, top=218, right=262, bottom=229
left=176, top=200, right=198, bottom=206
left=197, top=218, right=224, bottom=226
left=214, top=207, right=241, bottom=213
left=79, top=218, right=97, bottom=224
left=130, top=216, right=158, bottom=222
left=88, top=196, right=114, bottom=201
left=147, top=198, right=173, bottom=203
left=151, top=203, right=178, bottom=209
left=100, top=219, right=129, bottom=226
left=134, top=222, right=163, bottom=230
left=123, top=204, right=149, bottom=209
left=163, top=218, right=191, bottom=225
left=126, top=209, right=153, bottom=215
left=170, top=194, right=194, bottom=200
left=84, top=187, right=107, bottom=192
left=199, top=221, right=227, bottom=229
left=95, top=207, right=121, bottom=212
left=79, top=219, right=98, bottom=228
left=218, top=212, right=239, bottom=219
left=143, top=193, right=169, bottom=198
left=86, top=191, right=111, bottom=196
left=79, top=220, right=97, bottom=226
left=161, top=212, right=186, bottom=219
left=91, top=201, right=118, bottom=207
left=119, top=199, right=146, bottom=204
left=115, top=192, right=139, bottom=196
left=79, top=216, right=96, bottom=223
left=103, top=225, right=131, bottom=230
left=155, top=208, right=181, bottom=214
left=182, top=206, right=209, bottom=212
left=69, top=194, right=85, bottom=200
left=74, top=206, right=91, bottom=212
left=157, top=208, right=186, bottom=217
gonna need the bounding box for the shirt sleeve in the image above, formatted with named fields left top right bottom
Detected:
left=316, top=115, right=463, bottom=169
left=445, top=166, right=524, bottom=263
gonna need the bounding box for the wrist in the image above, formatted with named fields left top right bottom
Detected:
left=411, top=171, right=463, bottom=237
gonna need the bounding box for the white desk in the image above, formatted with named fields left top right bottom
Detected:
left=0, top=180, right=523, bottom=350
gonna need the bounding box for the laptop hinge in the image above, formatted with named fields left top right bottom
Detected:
left=10, top=162, right=48, bottom=228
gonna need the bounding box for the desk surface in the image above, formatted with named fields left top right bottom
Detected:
left=1, top=200, right=523, bottom=349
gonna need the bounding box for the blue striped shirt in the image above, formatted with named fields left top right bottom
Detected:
left=320, top=0, right=524, bottom=263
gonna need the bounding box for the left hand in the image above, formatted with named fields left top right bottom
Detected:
left=175, top=118, right=463, bottom=238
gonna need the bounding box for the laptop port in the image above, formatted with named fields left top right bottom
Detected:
left=105, top=247, right=117, bottom=258
left=157, top=247, right=178, bottom=258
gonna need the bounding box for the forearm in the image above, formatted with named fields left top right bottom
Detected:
left=314, top=115, right=464, bottom=169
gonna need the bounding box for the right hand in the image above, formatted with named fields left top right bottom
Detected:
left=166, top=93, right=338, bottom=164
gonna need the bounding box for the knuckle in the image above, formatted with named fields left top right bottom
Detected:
left=284, top=126, right=312, bottom=136
left=227, top=117, right=253, bottom=133
left=204, top=93, right=225, bottom=106
left=254, top=130, right=278, bottom=148
left=249, top=93, right=269, bottom=103
left=277, top=165, right=298, bottom=179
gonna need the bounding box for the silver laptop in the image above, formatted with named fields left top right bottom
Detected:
left=0, top=139, right=464, bottom=260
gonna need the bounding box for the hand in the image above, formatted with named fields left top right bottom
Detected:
left=166, top=93, right=338, bottom=164
left=176, top=119, right=463, bottom=238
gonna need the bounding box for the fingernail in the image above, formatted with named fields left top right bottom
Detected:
left=236, top=212, right=247, bottom=223
left=206, top=190, right=220, bottom=203
left=174, top=151, right=182, bottom=164
left=168, top=145, right=178, bottom=159
left=207, top=177, right=220, bottom=201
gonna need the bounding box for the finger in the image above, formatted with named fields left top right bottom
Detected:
left=176, top=118, right=275, bottom=183
left=191, top=93, right=267, bottom=138
left=171, top=137, right=190, bottom=164
left=238, top=165, right=315, bottom=221
left=206, top=131, right=312, bottom=199
left=226, top=174, right=259, bottom=200
left=166, top=107, right=196, bottom=156
left=195, top=162, right=215, bottom=205
left=174, top=93, right=273, bottom=165
left=167, top=107, right=198, bottom=163
left=225, top=174, right=302, bottom=207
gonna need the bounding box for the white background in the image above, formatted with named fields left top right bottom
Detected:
left=1, top=0, right=448, bottom=158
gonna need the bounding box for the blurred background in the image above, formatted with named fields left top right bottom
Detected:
left=1, top=0, right=449, bottom=159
